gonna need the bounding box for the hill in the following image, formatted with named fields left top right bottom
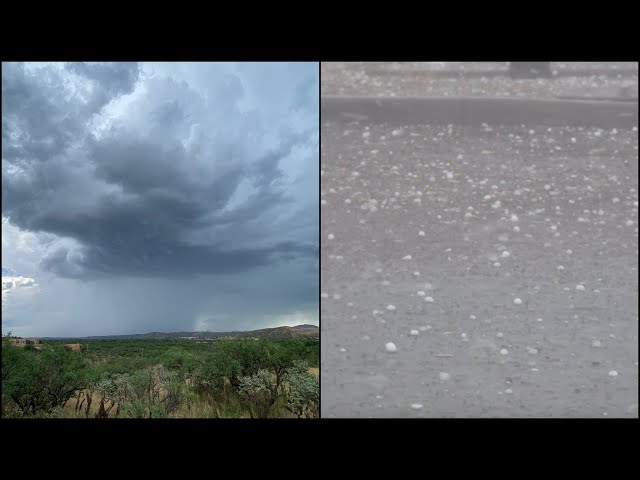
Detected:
left=40, top=324, right=319, bottom=341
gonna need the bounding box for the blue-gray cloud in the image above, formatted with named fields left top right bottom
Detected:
left=2, top=62, right=318, bottom=279
left=1, top=62, right=318, bottom=336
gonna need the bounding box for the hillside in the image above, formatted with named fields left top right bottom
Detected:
left=41, top=324, right=319, bottom=341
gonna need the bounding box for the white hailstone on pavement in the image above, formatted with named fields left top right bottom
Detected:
left=592, top=340, right=602, bottom=348
left=339, top=348, right=346, bottom=352
left=385, top=342, right=397, bottom=353
left=386, top=305, right=396, bottom=311
left=419, top=230, right=425, bottom=236
left=446, top=171, right=454, bottom=180
left=417, top=291, right=426, bottom=296
left=566, top=249, right=572, bottom=255
left=513, top=226, right=520, bottom=232
left=413, top=271, right=421, bottom=277
left=457, top=154, right=464, bottom=160
left=612, top=197, right=620, bottom=203
left=537, top=318, right=543, bottom=322
left=333, top=294, right=341, bottom=300
left=510, top=214, right=519, bottom=222
left=492, top=200, right=501, bottom=209
left=439, top=372, right=451, bottom=381
left=500, top=348, right=509, bottom=355
left=321, top=199, right=327, bottom=206
left=411, top=403, right=424, bottom=410
left=526, top=347, right=539, bottom=355
left=327, top=233, right=335, bottom=240
left=576, top=284, right=585, bottom=291
left=513, top=298, right=522, bottom=305
left=425, top=296, right=434, bottom=303
left=496, top=332, right=504, bottom=338
left=608, top=370, right=618, bottom=377
left=321, top=293, right=329, bottom=299
left=410, top=330, right=419, bottom=336
left=501, top=251, right=510, bottom=258
left=625, top=220, right=634, bottom=226
left=493, top=262, right=501, bottom=267
left=571, top=137, right=577, bottom=143
left=402, top=255, right=412, bottom=260
left=469, top=314, right=476, bottom=320
left=505, top=388, right=513, bottom=395
left=419, top=326, right=431, bottom=331
left=544, top=184, right=551, bottom=190
left=557, top=265, right=565, bottom=270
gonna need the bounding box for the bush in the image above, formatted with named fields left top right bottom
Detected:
left=237, top=369, right=278, bottom=418
left=285, top=360, right=319, bottom=418
left=119, top=366, right=185, bottom=418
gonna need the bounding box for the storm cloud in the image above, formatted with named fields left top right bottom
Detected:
left=2, top=62, right=319, bottom=336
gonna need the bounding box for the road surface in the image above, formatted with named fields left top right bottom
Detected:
left=320, top=121, right=638, bottom=417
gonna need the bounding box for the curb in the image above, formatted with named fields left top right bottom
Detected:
left=321, top=96, right=638, bottom=128
left=368, top=68, right=638, bottom=79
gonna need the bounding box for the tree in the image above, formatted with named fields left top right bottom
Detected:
left=2, top=338, right=26, bottom=415
left=196, top=339, right=268, bottom=393
left=4, top=345, right=94, bottom=416
left=161, top=346, right=196, bottom=381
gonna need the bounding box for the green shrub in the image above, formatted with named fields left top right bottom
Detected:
left=285, top=360, right=319, bottom=418
left=237, top=369, right=278, bottom=418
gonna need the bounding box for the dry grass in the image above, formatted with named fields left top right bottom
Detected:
left=59, top=389, right=119, bottom=418
left=55, top=367, right=319, bottom=418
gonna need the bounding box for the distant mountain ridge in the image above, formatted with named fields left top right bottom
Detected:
left=40, top=324, right=319, bottom=341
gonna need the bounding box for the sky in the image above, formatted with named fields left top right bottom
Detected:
left=2, top=62, right=319, bottom=337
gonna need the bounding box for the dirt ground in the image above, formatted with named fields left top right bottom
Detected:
left=320, top=121, right=638, bottom=417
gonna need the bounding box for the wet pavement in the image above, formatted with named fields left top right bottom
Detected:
left=320, top=121, right=639, bottom=417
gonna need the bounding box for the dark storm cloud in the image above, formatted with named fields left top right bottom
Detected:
left=2, top=62, right=318, bottom=279
left=2, top=62, right=140, bottom=162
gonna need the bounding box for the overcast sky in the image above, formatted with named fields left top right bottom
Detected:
left=2, top=62, right=319, bottom=337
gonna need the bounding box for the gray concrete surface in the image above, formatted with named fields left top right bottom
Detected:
left=320, top=121, right=639, bottom=417
left=322, top=96, right=638, bottom=129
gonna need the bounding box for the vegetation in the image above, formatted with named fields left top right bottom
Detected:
left=1, top=332, right=319, bottom=418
